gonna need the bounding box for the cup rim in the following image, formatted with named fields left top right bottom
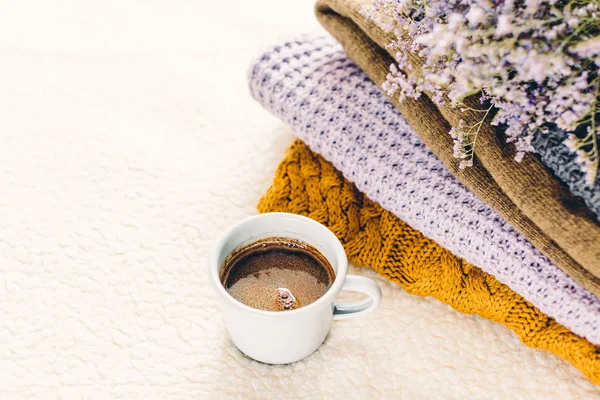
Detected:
left=208, top=212, right=348, bottom=316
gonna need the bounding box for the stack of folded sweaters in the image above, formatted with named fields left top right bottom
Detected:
left=247, top=0, right=600, bottom=384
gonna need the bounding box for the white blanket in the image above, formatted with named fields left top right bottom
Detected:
left=0, top=1, right=598, bottom=398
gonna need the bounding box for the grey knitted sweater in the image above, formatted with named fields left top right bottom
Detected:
left=533, top=129, right=600, bottom=219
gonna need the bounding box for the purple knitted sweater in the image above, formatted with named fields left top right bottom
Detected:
left=248, top=36, right=600, bottom=345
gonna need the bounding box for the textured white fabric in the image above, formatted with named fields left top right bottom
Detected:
left=0, top=1, right=598, bottom=399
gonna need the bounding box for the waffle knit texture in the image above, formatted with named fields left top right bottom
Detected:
left=258, top=140, right=600, bottom=385
left=314, top=0, right=600, bottom=296
left=247, top=36, right=600, bottom=345
left=533, top=128, right=600, bottom=220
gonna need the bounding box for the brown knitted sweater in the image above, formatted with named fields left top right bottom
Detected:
left=314, top=0, right=600, bottom=297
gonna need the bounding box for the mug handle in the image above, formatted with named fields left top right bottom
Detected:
left=333, top=275, right=382, bottom=320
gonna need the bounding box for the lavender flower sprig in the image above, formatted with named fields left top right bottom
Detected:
left=362, top=0, right=600, bottom=183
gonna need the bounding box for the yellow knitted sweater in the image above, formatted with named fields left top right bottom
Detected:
left=258, top=140, right=600, bottom=384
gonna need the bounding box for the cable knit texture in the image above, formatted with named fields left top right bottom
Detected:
left=258, top=140, right=600, bottom=385
left=533, top=128, right=600, bottom=220
left=247, top=36, right=600, bottom=345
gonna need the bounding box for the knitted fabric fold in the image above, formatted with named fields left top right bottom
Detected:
left=313, top=0, right=600, bottom=296
left=258, top=140, right=600, bottom=385
left=247, top=36, right=600, bottom=345
left=533, top=129, right=600, bottom=220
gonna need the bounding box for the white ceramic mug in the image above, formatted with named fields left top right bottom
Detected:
left=208, top=212, right=382, bottom=364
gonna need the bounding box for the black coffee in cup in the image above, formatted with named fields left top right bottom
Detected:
left=220, top=238, right=335, bottom=311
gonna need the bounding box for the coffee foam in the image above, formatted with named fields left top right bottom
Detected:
left=274, top=288, right=298, bottom=311
left=221, top=238, right=334, bottom=311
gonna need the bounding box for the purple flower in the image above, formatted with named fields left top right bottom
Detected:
left=362, top=0, right=600, bottom=182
